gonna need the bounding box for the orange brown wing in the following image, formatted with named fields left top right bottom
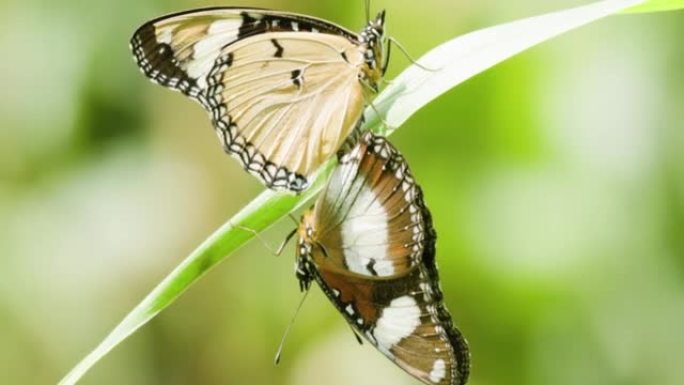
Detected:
left=296, top=133, right=470, bottom=384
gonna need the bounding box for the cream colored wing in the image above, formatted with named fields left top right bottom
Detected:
left=131, top=8, right=359, bottom=107
left=206, top=32, right=367, bottom=191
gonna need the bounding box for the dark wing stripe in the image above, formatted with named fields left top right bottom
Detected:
left=131, top=23, right=203, bottom=99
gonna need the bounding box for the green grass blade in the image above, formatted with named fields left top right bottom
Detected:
left=624, top=0, right=684, bottom=13
left=58, top=161, right=336, bottom=385
left=59, top=0, right=651, bottom=383
left=366, top=0, right=644, bottom=130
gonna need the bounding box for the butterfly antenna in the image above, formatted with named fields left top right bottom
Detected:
left=364, top=0, right=370, bottom=23
left=388, top=36, right=440, bottom=72
left=274, top=288, right=311, bottom=365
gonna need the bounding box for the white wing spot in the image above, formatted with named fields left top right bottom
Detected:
left=208, top=18, right=243, bottom=35
left=373, top=295, right=421, bottom=355
left=429, top=359, right=446, bottom=383
left=157, top=26, right=173, bottom=44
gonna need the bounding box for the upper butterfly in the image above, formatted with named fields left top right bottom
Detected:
left=130, top=7, right=388, bottom=192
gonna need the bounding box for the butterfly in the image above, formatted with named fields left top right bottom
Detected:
left=295, top=132, right=470, bottom=385
left=130, top=7, right=388, bottom=192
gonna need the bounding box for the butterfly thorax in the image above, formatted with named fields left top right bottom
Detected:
left=358, top=10, right=387, bottom=93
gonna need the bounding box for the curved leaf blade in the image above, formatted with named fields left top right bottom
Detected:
left=366, top=0, right=644, bottom=130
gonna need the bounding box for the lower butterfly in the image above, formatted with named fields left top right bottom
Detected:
left=295, top=132, right=470, bottom=385
left=130, top=7, right=388, bottom=192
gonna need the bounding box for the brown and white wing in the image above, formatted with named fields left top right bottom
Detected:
left=312, top=266, right=470, bottom=385
left=207, top=32, right=366, bottom=191
left=312, top=132, right=427, bottom=277
left=304, top=133, right=470, bottom=384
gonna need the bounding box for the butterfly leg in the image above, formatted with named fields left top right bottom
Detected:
left=362, top=94, right=395, bottom=134
left=276, top=228, right=297, bottom=256
left=232, top=222, right=295, bottom=257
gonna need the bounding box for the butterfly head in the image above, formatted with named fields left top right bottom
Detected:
left=359, top=10, right=388, bottom=90
left=297, top=211, right=316, bottom=244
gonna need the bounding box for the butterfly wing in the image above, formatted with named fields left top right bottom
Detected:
left=311, top=133, right=428, bottom=278
left=298, top=133, right=470, bottom=384
left=206, top=32, right=367, bottom=191
left=313, top=266, right=469, bottom=385
left=131, top=8, right=367, bottom=191
left=131, top=8, right=358, bottom=102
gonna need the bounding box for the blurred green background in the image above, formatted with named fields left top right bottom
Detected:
left=1, top=0, right=683, bottom=384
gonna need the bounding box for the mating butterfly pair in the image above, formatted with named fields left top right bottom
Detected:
left=131, top=7, right=469, bottom=385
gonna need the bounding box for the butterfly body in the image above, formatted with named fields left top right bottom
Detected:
left=131, top=8, right=387, bottom=192
left=295, top=133, right=470, bottom=385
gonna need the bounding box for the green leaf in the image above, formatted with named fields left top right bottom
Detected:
left=623, top=0, right=684, bottom=13
left=59, top=0, right=652, bottom=383
left=366, top=0, right=646, bottom=130
left=57, top=159, right=336, bottom=385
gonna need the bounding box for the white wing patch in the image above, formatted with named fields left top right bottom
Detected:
left=429, top=359, right=447, bottom=383
left=373, top=295, right=420, bottom=356
left=340, top=184, right=391, bottom=276
left=157, top=26, right=174, bottom=44
left=373, top=295, right=421, bottom=355
left=188, top=19, right=244, bottom=86
left=207, top=18, right=243, bottom=34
